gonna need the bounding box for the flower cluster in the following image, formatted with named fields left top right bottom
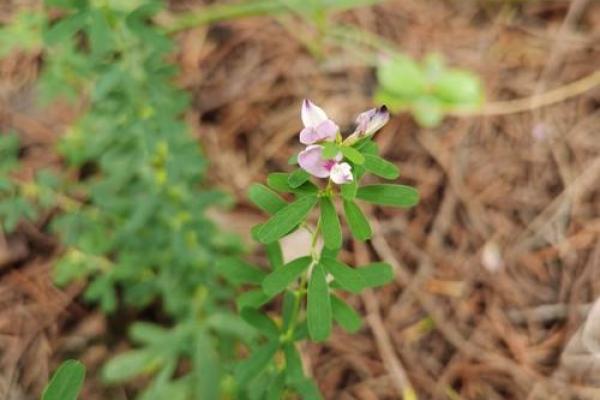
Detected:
left=297, top=99, right=390, bottom=184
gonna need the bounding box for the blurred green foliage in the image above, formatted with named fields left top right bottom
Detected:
left=376, top=53, right=484, bottom=127
left=1, top=0, right=255, bottom=398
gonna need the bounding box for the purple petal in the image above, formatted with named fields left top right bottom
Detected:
left=299, top=119, right=338, bottom=144
left=298, top=145, right=332, bottom=178
left=353, top=105, right=389, bottom=137
left=301, top=99, right=329, bottom=128
left=329, top=162, right=353, bottom=184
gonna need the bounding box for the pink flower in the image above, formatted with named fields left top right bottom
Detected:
left=298, top=145, right=353, bottom=184
left=299, top=99, right=339, bottom=145
left=353, top=106, right=389, bottom=137
left=296, top=100, right=389, bottom=184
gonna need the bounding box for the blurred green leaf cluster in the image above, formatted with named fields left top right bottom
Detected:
left=1, top=0, right=252, bottom=398
left=376, top=53, right=484, bottom=127
left=0, top=133, right=61, bottom=232
left=0, top=10, right=46, bottom=57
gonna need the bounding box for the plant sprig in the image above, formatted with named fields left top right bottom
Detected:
left=239, top=100, right=419, bottom=398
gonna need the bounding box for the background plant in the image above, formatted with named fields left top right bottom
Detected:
left=2, top=0, right=252, bottom=398
left=375, top=53, right=483, bottom=127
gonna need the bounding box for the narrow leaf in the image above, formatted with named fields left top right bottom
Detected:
left=340, top=179, right=358, bottom=200
left=288, top=169, right=310, bottom=188
left=262, top=256, right=311, bottom=297
left=256, top=195, right=318, bottom=244
left=235, top=341, right=279, bottom=385
left=216, top=257, right=266, bottom=286
left=282, top=290, right=297, bottom=330
left=341, top=146, right=365, bottom=164
left=267, top=172, right=318, bottom=195
left=331, top=296, right=362, bottom=333
left=358, top=262, right=394, bottom=288
left=102, top=350, right=162, bottom=383
left=42, top=360, right=85, bottom=400
left=283, top=343, right=304, bottom=383
left=292, top=379, right=324, bottom=400
left=248, top=183, right=287, bottom=214
left=307, top=263, right=332, bottom=342
left=356, top=184, right=419, bottom=207
left=237, top=289, right=270, bottom=310
left=129, top=323, right=169, bottom=345
left=241, top=308, right=280, bottom=338
left=343, top=200, right=372, bottom=240
left=320, top=257, right=363, bottom=294
left=363, top=154, right=400, bottom=179
left=194, top=330, right=221, bottom=400
left=266, top=374, right=286, bottom=400
left=320, top=197, right=342, bottom=250
left=265, top=241, right=284, bottom=270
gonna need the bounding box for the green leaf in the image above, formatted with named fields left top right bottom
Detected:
left=320, top=197, right=342, bottom=250
left=356, top=184, right=419, bottom=208
left=42, top=360, right=85, bottom=400
left=282, top=290, right=296, bottom=330
left=292, top=322, right=309, bottom=342
left=331, top=296, right=362, bottom=333
left=206, top=313, right=257, bottom=342
left=377, top=55, right=427, bottom=99
left=129, top=322, right=169, bottom=345
left=237, top=289, right=271, bottom=310
left=248, top=183, right=287, bottom=214
left=363, top=154, right=399, bottom=180
left=194, top=330, right=221, bottom=400
left=307, top=263, right=331, bottom=342
left=216, top=257, right=266, bottom=285
left=265, top=241, right=284, bottom=270
left=412, top=95, right=443, bottom=128
left=342, top=200, right=372, bottom=240
left=241, top=308, right=280, bottom=338
left=340, top=146, right=364, bottom=165
left=320, top=257, right=363, bottom=294
left=357, top=262, right=395, bottom=288
left=321, top=142, right=339, bottom=159
left=256, top=195, right=318, bottom=244
left=355, top=139, right=379, bottom=154
left=340, top=179, right=358, bottom=200
left=292, top=378, right=323, bottom=400
left=235, top=341, right=279, bottom=385
left=262, top=256, right=311, bottom=297
left=288, top=169, right=310, bottom=188
left=267, top=172, right=318, bottom=195
left=266, top=374, right=286, bottom=400
left=102, top=350, right=162, bottom=383
left=433, top=69, right=483, bottom=105
left=423, top=52, right=445, bottom=82
left=44, top=11, right=87, bottom=45
left=283, top=343, right=304, bottom=383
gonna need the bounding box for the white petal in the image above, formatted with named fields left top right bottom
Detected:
left=330, top=162, right=353, bottom=184
left=301, top=99, right=329, bottom=128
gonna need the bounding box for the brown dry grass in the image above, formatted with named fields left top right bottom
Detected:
left=1, top=0, right=600, bottom=399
